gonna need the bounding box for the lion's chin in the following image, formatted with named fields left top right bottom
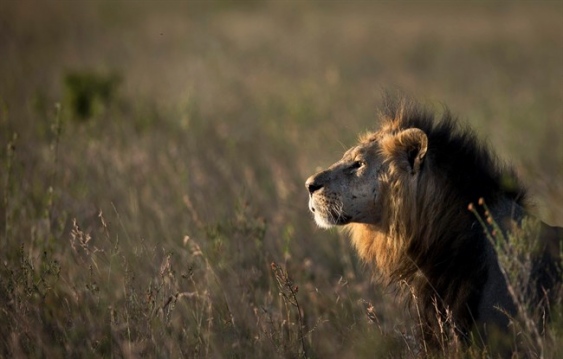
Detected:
left=312, top=211, right=351, bottom=228
left=313, top=214, right=336, bottom=229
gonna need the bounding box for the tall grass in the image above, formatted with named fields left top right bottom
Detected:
left=0, top=1, right=562, bottom=357
left=468, top=200, right=563, bottom=358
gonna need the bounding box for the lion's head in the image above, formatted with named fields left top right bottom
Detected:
left=306, top=126, right=427, bottom=230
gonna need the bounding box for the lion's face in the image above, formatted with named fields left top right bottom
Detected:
left=305, top=140, right=385, bottom=228
left=306, top=127, right=429, bottom=229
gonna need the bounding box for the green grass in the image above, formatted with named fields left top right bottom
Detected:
left=0, top=1, right=562, bottom=357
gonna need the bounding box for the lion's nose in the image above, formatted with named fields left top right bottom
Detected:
left=305, top=176, right=323, bottom=195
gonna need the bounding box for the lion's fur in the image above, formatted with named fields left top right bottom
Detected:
left=306, top=98, right=562, bottom=346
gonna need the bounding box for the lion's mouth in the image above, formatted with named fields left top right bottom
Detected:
left=309, top=195, right=351, bottom=227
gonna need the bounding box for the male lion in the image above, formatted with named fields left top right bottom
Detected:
left=305, top=99, right=562, bottom=348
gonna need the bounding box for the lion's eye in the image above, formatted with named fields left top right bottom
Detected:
left=350, top=161, right=364, bottom=170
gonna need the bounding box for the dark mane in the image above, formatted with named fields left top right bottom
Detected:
left=375, top=98, right=530, bottom=341
left=382, top=98, right=527, bottom=209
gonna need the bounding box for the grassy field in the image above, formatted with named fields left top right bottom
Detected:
left=1, top=1, right=562, bottom=357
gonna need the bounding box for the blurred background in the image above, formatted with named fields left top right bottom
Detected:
left=1, top=1, right=561, bottom=357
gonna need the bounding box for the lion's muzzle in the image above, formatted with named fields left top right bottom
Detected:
left=305, top=172, right=350, bottom=227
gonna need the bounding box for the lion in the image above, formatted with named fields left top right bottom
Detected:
left=305, top=99, right=562, bottom=348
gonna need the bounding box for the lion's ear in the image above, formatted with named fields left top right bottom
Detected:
left=393, top=128, right=428, bottom=175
